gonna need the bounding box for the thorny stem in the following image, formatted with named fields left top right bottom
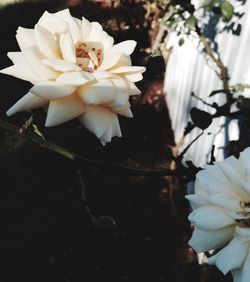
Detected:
left=0, top=120, right=78, bottom=161
left=21, top=115, right=34, bottom=131
left=199, top=35, right=230, bottom=90
left=0, top=119, right=179, bottom=176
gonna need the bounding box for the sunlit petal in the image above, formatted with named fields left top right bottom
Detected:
left=45, top=95, right=84, bottom=127
left=60, top=31, right=76, bottom=63
left=35, top=24, right=61, bottom=59
left=31, top=81, right=76, bottom=100
left=42, top=58, right=81, bottom=72
left=80, top=105, right=121, bottom=142
left=55, top=9, right=81, bottom=44
left=0, top=63, right=38, bottom=84
left=56, top=71, right=94, bottom=86
left=111, top=40, right=137, bottom=56
left=37, top=11, right=68, bottom=35
left=6, top=92, right=48, bottom=116
left=7, top=52, right=25, bottom=64
left=125, top=72, right=143, bottom=82
left=23, top=45, right=59, bottom=80
left=16, top=27, right=35, bottom=51
left=78, top=79, right=116, bottom=105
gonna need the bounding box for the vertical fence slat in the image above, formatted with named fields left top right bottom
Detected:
left=164, top=1, right=250, bottom=166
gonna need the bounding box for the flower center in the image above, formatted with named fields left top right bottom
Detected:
left=236, top=202, right=250, bottom=228
left=75, top=42, right=103, bottom=72
left=236, top=218, right=250, bottom=228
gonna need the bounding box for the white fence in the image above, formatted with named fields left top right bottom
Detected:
left=164, top=0, right=250, bottom=167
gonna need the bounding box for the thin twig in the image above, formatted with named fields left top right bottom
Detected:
left=178, top=131, right=204, bottom=160
left=77, top=170, right=96, bottom=224
left=19, top=115, right=34, bottom=134
left=199, top=35, right=230, bottom=90
left=191, top=92, right=217, bottom=109
left=152, top=24, right=167, bottom=52
left=0, top=119, right=178, bottom=176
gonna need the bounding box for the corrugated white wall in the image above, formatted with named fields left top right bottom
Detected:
left=164, top=0, right=250, bottom=167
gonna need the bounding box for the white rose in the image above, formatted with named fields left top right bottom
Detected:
left=0, top=9, right=145, bottom=144
left=186, top=147, right=250, bottom=282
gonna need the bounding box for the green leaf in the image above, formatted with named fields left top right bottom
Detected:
left=202, top=0, right=222, bottom=10
left=163, top=5, right=177, bottom=23
left=169, top=20, right=178, bottom=30
left=211, top=0, right=223, bottom=7
left=202, top=0, right=212, bottom=6
left=185, top=15, right=197, bottom=30
left=221, top=1, right=234, bottom=21
left=178, top=38, right=185, bottom=46
left=190, top=108, right=213, bottom=130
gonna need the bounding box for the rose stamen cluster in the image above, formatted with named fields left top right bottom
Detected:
left=75, top=42, right=102, bottom=72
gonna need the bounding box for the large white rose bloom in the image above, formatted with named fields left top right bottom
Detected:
left=186, top=148, right=250, bottom=282
left=0, top=9, right=145, bottom=144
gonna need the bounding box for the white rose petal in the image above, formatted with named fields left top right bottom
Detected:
left=60, top=31, right=76, bottom=63
left=42, top=58, right=81, bottom=72
left=1, top=8, right=144, bottom=144
left=0, top=63, right=38, bottom=84
left=55, top=9, right=81, bottom=44
left=6, top=92, right=48, bottom=116
left=35, top=25, right=61, bottom=59
left=99, top=51, right=123, bottom=71
left=37, top=11, right=68, bottom=35
left=188, top=205, right=235, bottom=230
left=241, top=251, right=250, bottom=282
left=78, top=79, right=116, bottom=105
left=185, top=194, right=209, bottom=210
left=111, top=66, right=146, bottom=74
left=209, top=237, right=250, bottom=274
left=99, top=113, right=122, bottom=145
left=80, top=105, right=121, bottom=142
left=7, top=52, right=25, bottom=64
left=31, top=81, right=76, bottom=100
left=111, top=40, right=137, bottom=56
left=93, top=71, right=113, bottom=80
left=232, top=269, right=242, bottom=282
left=112, top=55, right=132, bottom=69
left=125, top=72, right=143, bottom=82
left=81, top=17, right=92, bottom=41
left=45, top=95, right=84, bottom=127
left=127, top=81, right=141, bottom=96
left=235, top=227, right=250, bottom=242
left=114, top=107, right=133, bottom=118
left=56, top=71, right=94, bottom=86
left=187, top=148, right=250, bottom=282
left=189, top=226, right=235, bottom=253
left=16, top=27, right=35, bottom=50
left=23, top=45, right=59, bottom=80
left=108, top=91, right=129, bottom=109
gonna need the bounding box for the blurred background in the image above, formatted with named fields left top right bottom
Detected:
left=0, top=1, right=233, bottom=282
